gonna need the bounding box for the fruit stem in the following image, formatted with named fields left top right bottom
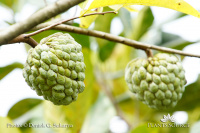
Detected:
left=145, top=48, right=153, bottom=58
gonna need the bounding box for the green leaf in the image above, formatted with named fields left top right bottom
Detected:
left=80, top=8, right=103, bottom=28
left=87, top=0, right=200, bottom=18
left=81, top=93, right=115, bottom=133
left=132, top=7, right=154, bottom=41
left=7, top=98, right=42, bottom=119
left=173, top=75, right=200, bottom=111
left=0, top=117, right=21, bottom=133
left=0, top=62, right=23, bottom=80
left=131, top=123, right=159, bottom=133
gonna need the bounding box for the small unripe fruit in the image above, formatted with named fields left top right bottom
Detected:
left=23, top=33, right=86, bottom=105
left=125, top=53, right=186, bottom=110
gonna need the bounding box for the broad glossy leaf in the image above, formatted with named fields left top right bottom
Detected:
left=109, top=5, right=124, bottom=11
left=132, top=7, right=154, bottom=40
left=0, top=117, right=21, bottom=133
left=0, top=62, right=23, bottom=80
left=86, top=0, right=200, bottom=18
left=124, top=5, right=138, bottom=12
left=7, top=98, right=42, bottom=119
left=109, top=4, right=138, bottom=12
left=79, top=0, right=103, bottom=28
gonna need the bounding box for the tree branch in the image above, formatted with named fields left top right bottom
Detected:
left=25, top=11, right=116, bottom=38
left=0, top=0, right=85, bottom=45
left=32, top=23, right=200, bottom=58
left=7, top=35, right=38, bottom=47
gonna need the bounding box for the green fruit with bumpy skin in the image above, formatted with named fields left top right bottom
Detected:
left=23, top=33, right=86, bottom=105
left=125, top=53, right=186, bottom=110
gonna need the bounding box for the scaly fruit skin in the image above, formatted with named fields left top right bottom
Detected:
left=125, top=53, right=186, bottom=110
left=23, top=33, right=86, bottom=105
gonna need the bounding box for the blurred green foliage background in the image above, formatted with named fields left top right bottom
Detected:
left=0, top=0, right=200, bottom=133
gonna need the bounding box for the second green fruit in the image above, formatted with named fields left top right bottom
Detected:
left=125, top=53, right=186, bottom=110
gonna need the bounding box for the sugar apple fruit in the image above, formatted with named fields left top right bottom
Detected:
left=23, top=33, right=86, bottom=105
left=125, top=53, right=186, bottom=110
